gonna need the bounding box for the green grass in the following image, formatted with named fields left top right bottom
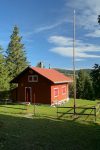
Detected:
left=57, top=99, right=100, bottom=120
left=0, top=99, right=100, bottom=150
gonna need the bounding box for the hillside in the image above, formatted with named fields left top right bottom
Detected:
left=55, top=68, right=91, bottom=76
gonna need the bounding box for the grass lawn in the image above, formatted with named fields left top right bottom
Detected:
left=0, top=99, right=100, bottom=150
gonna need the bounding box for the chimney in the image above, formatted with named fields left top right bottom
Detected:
left=40, top=62, right=44, bottom=68
left=49, top=64, right=51, bottom=69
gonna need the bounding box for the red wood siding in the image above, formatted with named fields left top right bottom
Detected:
left=51, top=83, right=69, bottom=104
left=11, top=68, right=70, bottom=105
left=10, top=88, right=18, bottom=102
left=15, top=68, right=51, bottom=104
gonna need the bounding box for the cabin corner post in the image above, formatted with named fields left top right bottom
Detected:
left=33, top=92, right=36, bottom=116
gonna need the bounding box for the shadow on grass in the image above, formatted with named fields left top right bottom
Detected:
left=58, top=108, right=74, bottom=119
left=0, top=114, right=100, bottom=150
left=57, top=107, right=95, bottom=121
left=0, top=105, right=26, bottom=110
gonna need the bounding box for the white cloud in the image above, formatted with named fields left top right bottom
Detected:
left=22, top=0, right=100, bottom=39
left=48, top=35, right=100, bottom=58
left=34, top=18, right=66, bottom=33
left=66, top=0, right=100, bottom=28
left=49, top=36, right=69, bottom=46
left=21, top=18, right=66, bottom=37
left=85, top=29, right=100, bottom=37
left=75, top=58, right=84, bottom=61
left=22, top=0, right=100, bottom=36
left=34, top=23, right=60, bottom=33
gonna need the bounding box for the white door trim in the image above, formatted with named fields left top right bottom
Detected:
left=25, top=87, right=32, bottom=102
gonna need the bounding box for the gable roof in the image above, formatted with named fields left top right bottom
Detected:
left=31, top=67, right=72, bottom=83
left=10, top=66, right=72, bottom=84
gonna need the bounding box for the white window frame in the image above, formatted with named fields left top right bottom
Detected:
left=62, top=86, right=66, bottom=95
left=28, top=75, right=38, bottom=82
left=54, top=88, right=59, bottom=97
left=28, top=75, right=33, bottom=82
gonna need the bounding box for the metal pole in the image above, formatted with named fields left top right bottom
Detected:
left=73, top=10, right=76, bottom=115
left=57, top=99, right=58, bottom=118
left=33, top=93, right=36, bottom=116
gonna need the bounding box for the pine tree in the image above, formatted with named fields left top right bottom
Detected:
left=0, top=46, right=9, bottom=91
left=84, top=74, right=94, bottom=100
left=91, top=64, right=100, bottom=99
left=76, top=70, right=94, bottom=100
left=6, top=26, right=28, bottom=80
left=76, top=70, right=85, bottom=99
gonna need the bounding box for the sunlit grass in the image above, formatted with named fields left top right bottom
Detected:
left=0, top=99, right=100, bottom=150
left=0, top=99, right=100, bottom=121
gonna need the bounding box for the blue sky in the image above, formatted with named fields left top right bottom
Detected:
left=0, top=0, right=100, bottom=69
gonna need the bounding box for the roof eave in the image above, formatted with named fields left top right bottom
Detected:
left=54, top=80, right=73, bottom=84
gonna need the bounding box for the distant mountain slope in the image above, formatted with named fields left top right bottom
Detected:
left=54, top=68, right=91, bottom=76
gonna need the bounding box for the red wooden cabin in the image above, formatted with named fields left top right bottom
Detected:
left=10, top=67, right=72, bottom=105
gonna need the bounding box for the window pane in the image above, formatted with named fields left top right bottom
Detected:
left=28, top=75, right=38, bottom=82
left=33, top=75, right=38, bottom=82
left=28, top=76, right=33, bottom=82
left=33, top=76, right=38, bottom=81
left=54, top=89, right=59, bottom=97
left=62, top=87, right=66, bottom=94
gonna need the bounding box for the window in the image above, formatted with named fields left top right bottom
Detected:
left=54, top=88, right=59, bottom=97
left=62, top=86, right=66, bottom=95
left=28, top=75, right=38, bottom=82
left=33, top=75, right=38, bottom=82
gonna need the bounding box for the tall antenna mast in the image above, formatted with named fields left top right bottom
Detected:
left=73, top=10, right=76, bottom=115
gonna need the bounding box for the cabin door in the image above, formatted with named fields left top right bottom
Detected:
left=25, top=87, right=32, bottom=102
